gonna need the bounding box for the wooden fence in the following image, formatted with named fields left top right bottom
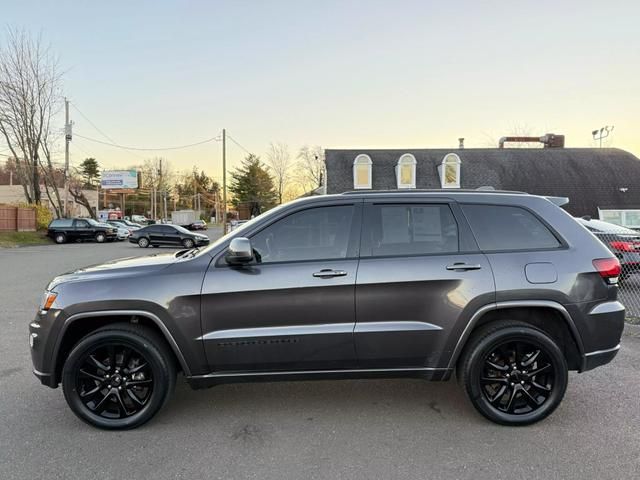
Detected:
left=0, top=206, right=36, bottom=232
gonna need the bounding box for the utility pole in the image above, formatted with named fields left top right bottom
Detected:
left=63, top=98, right=71, bottom=217
left=222, top=128, right=227, bottom=233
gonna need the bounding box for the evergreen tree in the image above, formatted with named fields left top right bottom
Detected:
left=229, top=154, right=278, bottom=217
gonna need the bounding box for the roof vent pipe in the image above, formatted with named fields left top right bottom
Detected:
left=458, top=138, right=465, bottom=149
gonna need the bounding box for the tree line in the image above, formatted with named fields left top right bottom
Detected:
left=0, top=28, right=326, bottom=220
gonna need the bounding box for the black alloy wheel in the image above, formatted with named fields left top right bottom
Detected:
left=62, top=324, right=176, bottom=429
left=74, top=343, right=154, bottom=419
left=459, top=320, right=568, bottom=426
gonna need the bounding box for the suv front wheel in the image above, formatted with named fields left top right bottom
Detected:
left=62, top=324, right=176, bottom=429
left=458, top=320, right=568, bottom=426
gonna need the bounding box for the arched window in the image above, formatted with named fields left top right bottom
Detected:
left=440, top=153, right=461, bottom=188
left=396, top=153, right=417, bottom=189
left=353, top=154, right=372, bottom=189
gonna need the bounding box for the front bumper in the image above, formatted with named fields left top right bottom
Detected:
left=29, top=309, right=62, bottom=388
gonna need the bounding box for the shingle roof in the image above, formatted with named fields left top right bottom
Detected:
left=325, top=147, right=640, bottom=216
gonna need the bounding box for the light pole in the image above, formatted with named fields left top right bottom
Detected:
left=592, top=126, right=614, bottom=148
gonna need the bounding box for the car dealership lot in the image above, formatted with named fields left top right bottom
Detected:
left=1, top=232, right=639, bottom=480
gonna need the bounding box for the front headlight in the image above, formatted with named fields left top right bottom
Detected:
left=41, top=291, right=58, bottom=311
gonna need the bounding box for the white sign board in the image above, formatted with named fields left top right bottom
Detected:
left=100, top=170, right=138, bottom=189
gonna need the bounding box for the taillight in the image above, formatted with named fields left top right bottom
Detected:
left=593, top=258, right=622, bottom=285
left=609, top=241, right=637, bottom=252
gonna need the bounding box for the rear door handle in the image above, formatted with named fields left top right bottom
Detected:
left=313, top=269, right=348, bottom=278
left=446, top=263, right=482, bottom=271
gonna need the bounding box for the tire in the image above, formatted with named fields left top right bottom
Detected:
left=458, top=320, right=568, bottom=426
left=54, top=233, right=66, bottom=244
left=95, top=232, right=106, bottom=243
left=182, top=238, right=195, bottom=249
left=138, top=237, right=150, bottom=248
left=62, top=323, right=176, bottom=430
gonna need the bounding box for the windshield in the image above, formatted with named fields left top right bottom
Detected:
left=172, top=224, right=195, bottom=235
left=198, top=204, right=290, bottom=256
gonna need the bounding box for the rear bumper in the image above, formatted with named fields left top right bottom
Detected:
left=583, top=344, right=620, bottom=371
left=579, top=300, right=625, bottom=372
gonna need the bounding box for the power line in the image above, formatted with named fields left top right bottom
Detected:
left=70, top=102, right=119, bottom=145
left=226, top=134, right=253, bottom=156
left=74, top=132, right=222, bottom=151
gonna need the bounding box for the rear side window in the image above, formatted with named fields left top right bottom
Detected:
left=461, top=204, right=561, bottom=251
left=362, top=204, right=459, bottom=257
left=50, top=219, right=73, bottom=228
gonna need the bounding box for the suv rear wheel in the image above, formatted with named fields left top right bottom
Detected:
left=458, top=320, right=568, bottom=426
left=62, top=324, right=176, bottom=430
left=54, top=233, right=66, bottom=244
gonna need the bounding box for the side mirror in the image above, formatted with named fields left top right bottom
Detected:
left=225, top=237, right=254, bottom=265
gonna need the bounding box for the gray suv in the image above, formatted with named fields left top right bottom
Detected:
left=30, top=191, right=625, bottom=429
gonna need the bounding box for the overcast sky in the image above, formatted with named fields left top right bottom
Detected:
left=2, top=0, right=639, bottom=179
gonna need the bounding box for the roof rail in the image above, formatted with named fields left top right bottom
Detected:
left=341, top=189, right=527, bottom=195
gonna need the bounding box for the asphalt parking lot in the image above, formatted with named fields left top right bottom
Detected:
left=1, top=231, right=639, bottom=480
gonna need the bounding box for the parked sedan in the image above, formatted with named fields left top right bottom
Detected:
left=129, top=224, right=210, bottom=248
left=47, top=218, right=118, bottom=244
left=188, top=219, right=207, bottom=231
left=576, top=217, right=640, bottom=280
left=106, top=221, right=131, bottom=241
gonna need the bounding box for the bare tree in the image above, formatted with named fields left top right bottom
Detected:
left=68, top=172, right=96, bottom=219
left=0, top=28, right=63, bottom=210
left=296, top=145, right=325, bottom=193
left=266, top=142, right=291, bottom=204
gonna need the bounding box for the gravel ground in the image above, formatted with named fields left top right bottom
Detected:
left=1, top=230, right=639, bottom=480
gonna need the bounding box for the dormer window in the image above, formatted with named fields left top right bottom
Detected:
left=396, top=154, right=416, bottom=189
left=353, top=154, right=372, bottom=189
left=440, top=153, right=461, bottom=188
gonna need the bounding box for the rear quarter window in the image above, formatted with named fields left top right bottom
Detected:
left=49, top=219, right=73, bottom=228
left=461, top=204, right=561, bottom=251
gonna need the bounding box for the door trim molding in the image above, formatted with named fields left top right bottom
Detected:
left=354, top=321, right=442, bottom=333
left=198, top=322, right=355, bottom=341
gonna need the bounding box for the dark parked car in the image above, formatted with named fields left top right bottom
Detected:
left=31, top=190, right=624, bottom=429
left=129, top=224, right=209, bottom=248
left=47, top=218, right=118, bottom=244
left=188, top=219, right=207, bottom=231
left=576, top=217, right=640, bottom=281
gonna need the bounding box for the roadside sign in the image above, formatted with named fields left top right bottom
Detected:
left=100, top=170, right=138, bottom=189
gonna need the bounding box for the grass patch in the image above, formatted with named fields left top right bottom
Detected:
left=0, top=231, right=51, bottom=248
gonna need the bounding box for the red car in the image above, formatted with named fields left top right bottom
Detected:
left=188, top=219, right=207, bottom=230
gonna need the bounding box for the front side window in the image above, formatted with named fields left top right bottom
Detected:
left=396, top=154, right=416, bottom=189
left=251, top=205, right=355, bottom=263
left=353, top=154, right=372, bottom=189
left=461, top=204, right=561, bottom=251
left=75, top=220, right=89, bottom=228
left=361, top=204, right=459, bottom=257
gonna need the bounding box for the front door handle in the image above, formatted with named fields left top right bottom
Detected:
left=313, top=269, right=348, bottom=278
left=446, top=263, right=482, bottom=271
